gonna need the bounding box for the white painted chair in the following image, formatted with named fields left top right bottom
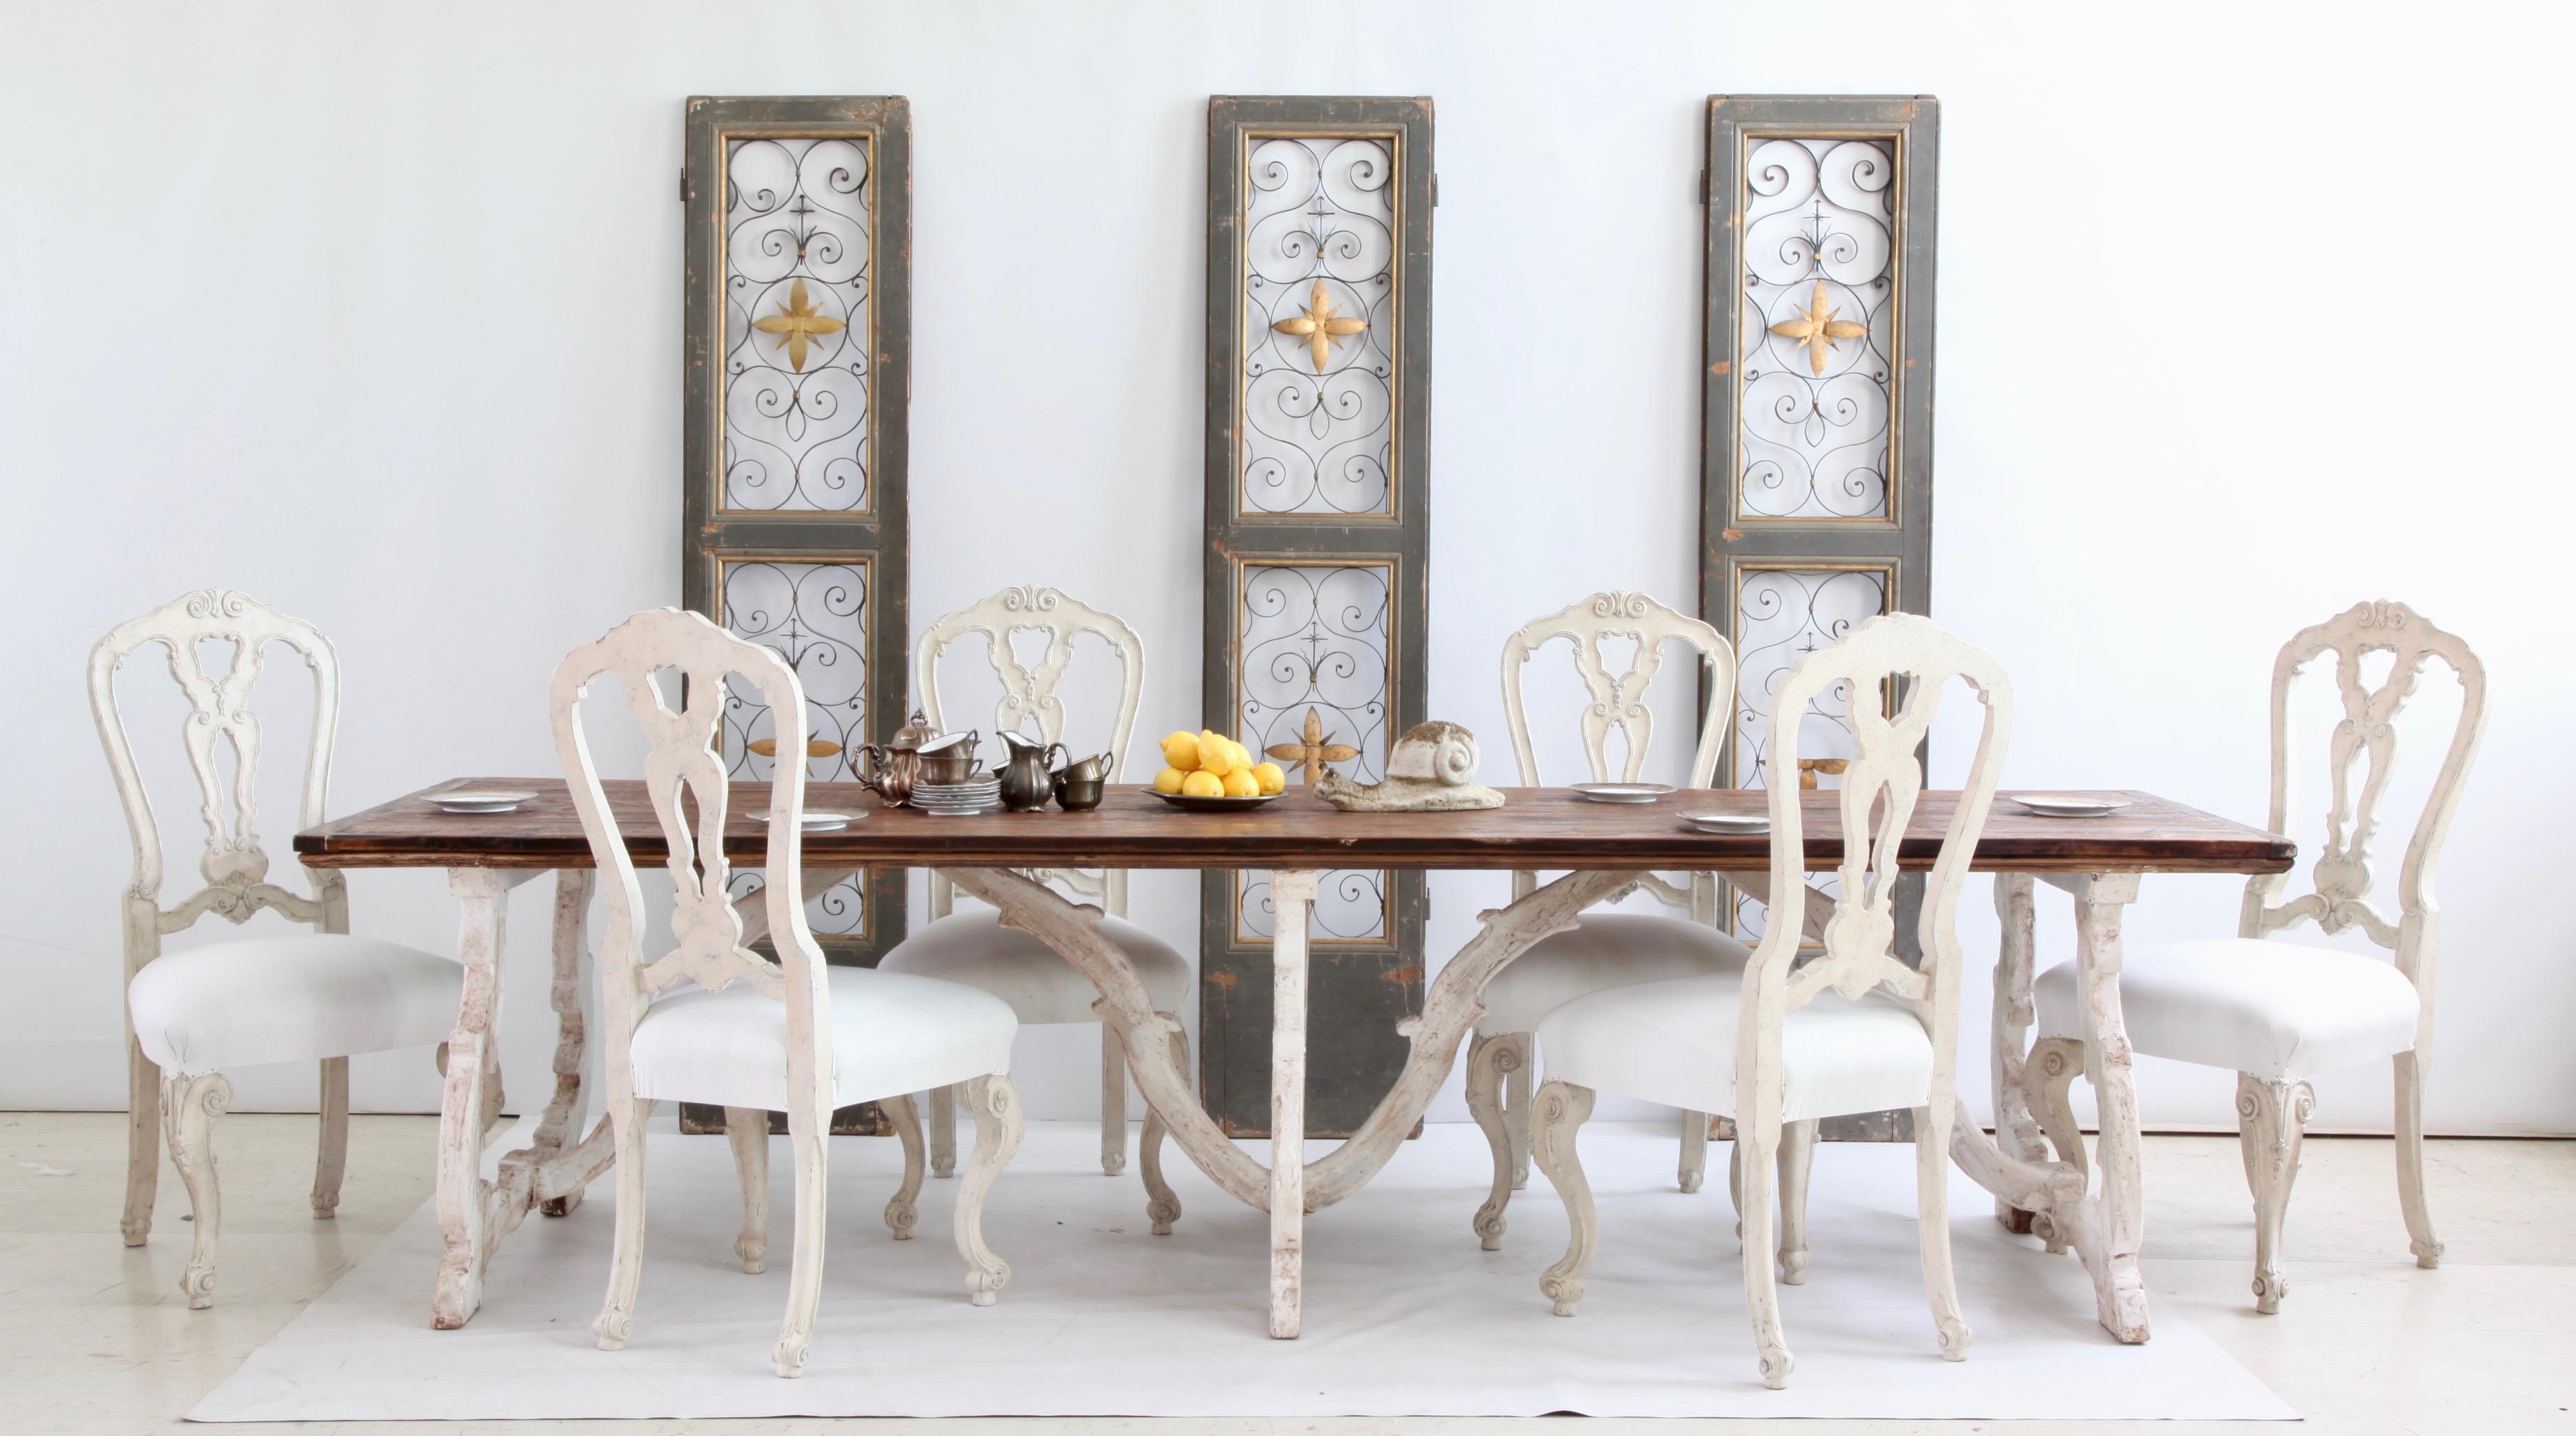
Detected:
left=1526, top=612, right=2013, bottom=1389
left=553, top=608, right=1024, bottom=1378
left=2030, top=600, right=2485, bottom=1315
left=92, top=589, right=463, bottom=1310
left=1470, top=591, right=1764, bottom=1251
left=877, top=585, right=1196, bottom=1233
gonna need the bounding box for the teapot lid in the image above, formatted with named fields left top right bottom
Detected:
left=887, top=707, right=936, bottom=750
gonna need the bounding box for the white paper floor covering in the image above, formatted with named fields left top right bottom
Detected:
left=193, top=1120, right=2294, bottom=1421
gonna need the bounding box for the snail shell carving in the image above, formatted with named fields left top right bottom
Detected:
left=1317, top=720, right=1507, bottom=812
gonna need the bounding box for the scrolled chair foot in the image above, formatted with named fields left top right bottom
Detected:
left=593, top=1307, right=632, bottom=1352
left=1473, top=1199, right=1506, bottom=1252
left=1540, top=1273, right=1584, bottom=1318
left=1936, top=1317, right=1973, bottom=1361
left=1757, top=1347, right=1795, bottom=1390
left=2411, top=1236, right=2443, bottom=1269
left=773, top=1334, right=809, bottom=1379
left=2252, top=1267, right=2287, bottom=1315
left=884, top=1194, right=918, bottom=1241
left=1779, top=1245, right=1810, bottom=1287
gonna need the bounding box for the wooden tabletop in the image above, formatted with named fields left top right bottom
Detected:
left=292, top=780, right=2294, bottom=875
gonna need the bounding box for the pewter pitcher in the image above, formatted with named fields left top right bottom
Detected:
left=997, top=732, right=1067, bottom=812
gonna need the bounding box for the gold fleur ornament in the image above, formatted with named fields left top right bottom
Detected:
left=1767, top=281, right=1868, bottom=377
left=1271, top=279, right=1369, bottom=373
left=752, top=278, right=847, bottom=373
left=1266, top=706, right=1362, bottom=788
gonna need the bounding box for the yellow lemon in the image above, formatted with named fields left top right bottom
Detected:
left=1180, top=769, right=1226, bottom=798
left=1161, top=731, right=1200, bottom=771
left=1229, top=738, right=1255, bottom=773
left=1221, top=766, right=1260, bottom=797
left=1251, top=761, right=1287, bottom=796
left=1196, top=730, right=1237, bottom=776
left=1152, top=766, right=1188, bottom=794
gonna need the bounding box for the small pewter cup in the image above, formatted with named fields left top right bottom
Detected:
left=916, top=750, right=984, bottom=785
left=1052, top=774, right=1105, bottom=811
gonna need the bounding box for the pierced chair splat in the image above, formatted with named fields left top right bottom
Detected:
left=93, top=589, right=465, bottom=1310
left=553, top=608, right=1024, bottom=1378
left=1524, top=612, right=2014, bottom=1389
left=876, top=585, right=1196, bottom=1232
left=1475, top=590, right=1814, bottom=1253
left=2028, top=600, right=2485, bottom=1314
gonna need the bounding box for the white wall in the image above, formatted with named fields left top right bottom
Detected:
left=3, top=1, right=2569, bottom=1135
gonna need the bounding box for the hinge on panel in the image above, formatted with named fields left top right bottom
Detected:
left=1431, top=174, right=1440, bottom=207
left=1699, top=167, right=1708, bottom=201
left=679, top=169, right=690, bottom=204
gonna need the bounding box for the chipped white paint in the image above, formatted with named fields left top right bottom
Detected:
left=1267, top=868, right=1316, bottom=1338
left=88, top=590, right=366, bottom=1305
left=1477, top=591, right=1741, bottom=1241
left=1528, top=614, right=2011, bottom=1389
left=2026, top=602, right=2485, bottom=1315
left=553, top=607, right=1016, bottom=1377
left=916, top=584, right=1148, bottom=1178
left=953, top=1073, right=1025, bottom=1305
left=162, top=1071, right=230, bottom=1308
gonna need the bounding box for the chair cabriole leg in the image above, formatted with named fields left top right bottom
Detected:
left=593, top=1096, right=651, bottom=1351
left=2393, top=1049, right=2442, bottom=1268
left=724, top=1106, right=770, bottom=1271
left=1465, top=1030, right=1518, bottom=1250
left=1776, top=1118, right=1815, bottom=1285
left=771, top=1095, right=829, bottom=1377
left=1101, top=1026, right=1128, bottom=1176
left=928, top=1083, right=958, bottom=1178
left=311, top=1056, right=349, bottom=1219
left=1529, top=1079, right=1597, bottom=1317
left=883, top=1092, right=924, bottom=1240
left=955, top=1074, right=1022, bottom=1305
left=163, top=1071, right=230, bottom=1308
left=1678, top=1108, right=1709, bottom=1194
left=2238, top=1072, right=2312, bottom=1315
left=1915, top=1102, right=1972, bottom=1359
left=1138, top=1015, right=1188, bottom=1235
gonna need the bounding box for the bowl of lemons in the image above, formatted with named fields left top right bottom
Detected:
left=1147, top=730, right=1288, bottom=810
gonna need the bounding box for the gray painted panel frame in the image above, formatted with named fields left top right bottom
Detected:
left=680, top=95, right=911, bottom=972
left=1702, top=95, right=1939, bottom=1143
left=1202, top=96, right=1434, bottom=1138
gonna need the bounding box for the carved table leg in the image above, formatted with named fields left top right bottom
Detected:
left=2071, top=873, right=2150, bottom=1342
left=1466, top=1030, right=1517, bottom=1250
left=1137, top=1016, right=1189, bottom=1235
left=535, top=871, right=593, bottom=1217
left=433, top=867, right=519, bottom=1330
left=1990, top=872, right=2044, bottom=1234
left=1268, top=868, right=1317, bottom=1339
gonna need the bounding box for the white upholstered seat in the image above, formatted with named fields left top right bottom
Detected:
left=1540, top=974, right=1934, bottom=1123
left=879, top=910, right=1189, bottom=1027
left=127, top=935, right=461, bottom=1075
left=1519, top=614, right=2015, bottom=1389
left=1468, top=592, right=1752, bottom=1250
left=2018, top=602, right=2484, bottom=1316
left=632, top=965, right=1017, bottom=1111
left=92, top=589, right=445, bottom=1310
left=1477, top=913, right=1749, bottom=1037
left=2034, top=938, right=2420, bottom=1083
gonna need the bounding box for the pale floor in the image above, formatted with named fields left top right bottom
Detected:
left=1, top=1113, right=2570, bottom=1435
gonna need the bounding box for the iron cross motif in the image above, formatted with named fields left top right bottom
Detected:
left=1267, top=706, right=1361, bottom=787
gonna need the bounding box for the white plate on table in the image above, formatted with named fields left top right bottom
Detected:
left=1570, top=783, right=1675, bottom=804
left=750, top=809, right=860, bottom=832
left=428, top=787, right=536, bottom=815
left=2009, top=793, right=2131, bottom=820
left=1681, top=812, right=1770, bottom=835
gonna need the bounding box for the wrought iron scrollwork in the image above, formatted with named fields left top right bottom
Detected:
left=1738, top=138, right=1895, bottom=521
left=1236, top=562, right=1392, bottom=941
left=724, top=138, right=872, bottom=514
left=722, top=558, right=872, bottom=937
left=1242, top=137, right=1395, bottom=517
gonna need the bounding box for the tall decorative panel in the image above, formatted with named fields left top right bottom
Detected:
left=680, top=97, right=911, bottom=1134
left=1202, top=97, right=1434, bottom=1137
left=1702, top=95, right=1937, bottom=1141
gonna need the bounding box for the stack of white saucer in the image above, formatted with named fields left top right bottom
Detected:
left=911, top=776, right=1001, bottom=815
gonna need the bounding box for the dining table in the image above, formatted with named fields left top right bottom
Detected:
left=294, top=780, right=2293, bottom=1345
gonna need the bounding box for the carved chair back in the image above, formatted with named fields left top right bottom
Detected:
left=1742, top=613, right=2012, bottom=1104
left=916, top=585, right=1146, bottom=919
left=89, top=589, right=345, bottom=938
left=1498, top=591, right=1738, bottom=919
left=2240, top=601, right=2486, bottom=995
left=551, top=609, right=830, bottom=1111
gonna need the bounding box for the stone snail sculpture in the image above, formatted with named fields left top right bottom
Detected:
left=1316, top=720, right=1507, bottom=812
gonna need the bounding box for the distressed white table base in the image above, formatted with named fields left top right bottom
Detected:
left=1954, top=870, right=2152, bottom=1344
left=431, top=867, right=609, bottom=1330
left=419, top=858, right=2162, bottom=1346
